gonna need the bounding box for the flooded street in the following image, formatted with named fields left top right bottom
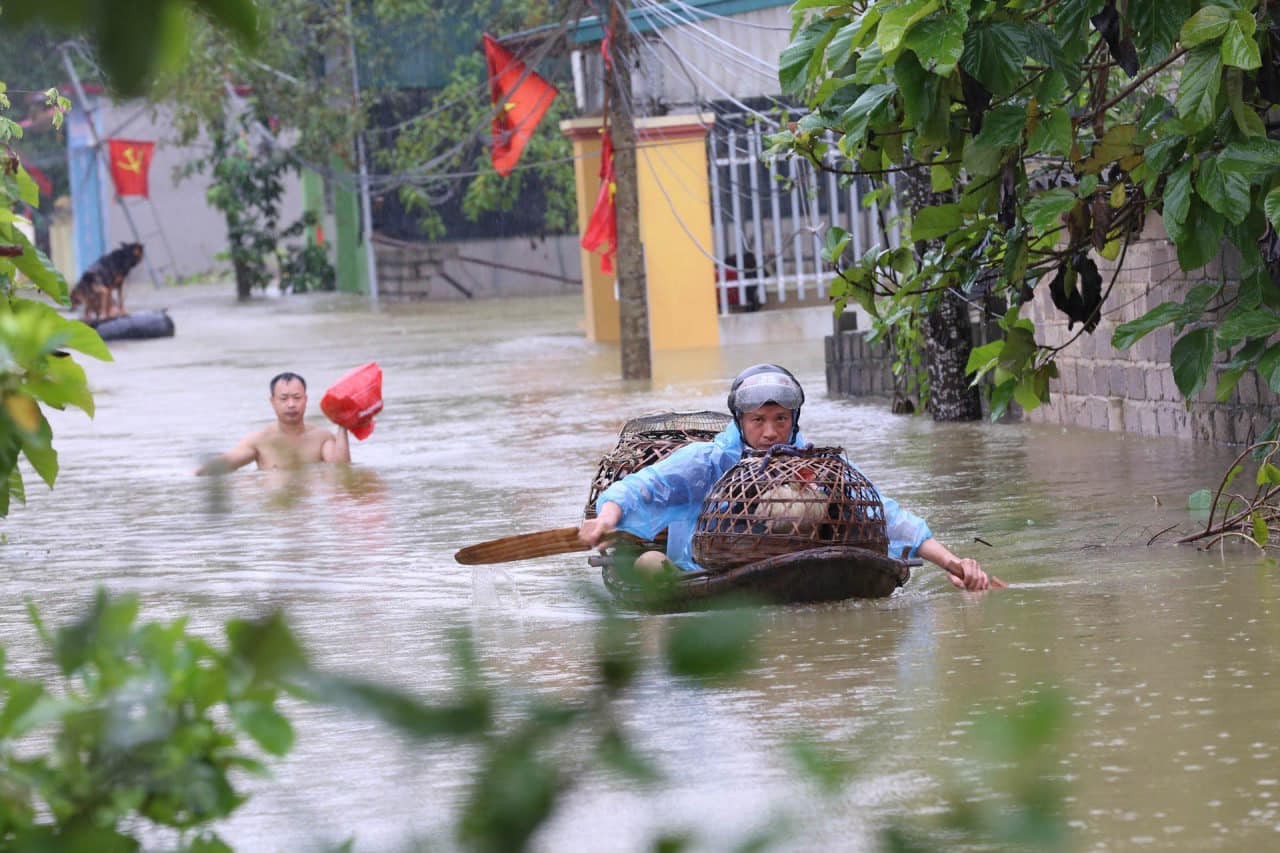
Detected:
left=3, top=281, right=1279, bottom=851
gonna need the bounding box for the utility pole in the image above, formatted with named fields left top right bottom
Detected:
left=606, top=1, right=651, bottom=381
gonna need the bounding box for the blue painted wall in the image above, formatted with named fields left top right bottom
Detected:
left=66, top=101, right=105, bottom=274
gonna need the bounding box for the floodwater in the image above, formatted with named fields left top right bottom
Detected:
left=3, top=282, right=1278, bottom=851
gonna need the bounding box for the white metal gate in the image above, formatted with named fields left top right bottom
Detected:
left=707, top=115, right=903, bottom=316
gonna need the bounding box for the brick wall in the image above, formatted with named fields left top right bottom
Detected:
left=826, top=217, right=1280, bottom=446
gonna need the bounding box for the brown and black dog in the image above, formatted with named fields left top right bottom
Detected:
left=70, top=242, right=144, bottom=322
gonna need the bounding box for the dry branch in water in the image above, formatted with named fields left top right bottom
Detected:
left=1169, top=441, right=1280, bottom=551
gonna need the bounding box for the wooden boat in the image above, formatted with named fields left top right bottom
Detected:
left=582, top=411, right=912, bottom=611
left=90, top=309, right=175, bottom=342
left=595, top=545, right=913, bottom=612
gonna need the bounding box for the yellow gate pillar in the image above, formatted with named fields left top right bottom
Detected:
left=562, top=113, right=719, bottom=351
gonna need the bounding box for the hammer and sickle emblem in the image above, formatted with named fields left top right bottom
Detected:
left=117, top=146, right=144, bottom=174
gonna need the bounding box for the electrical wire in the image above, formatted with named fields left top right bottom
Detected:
left=664, top=0, right=794, bottom=32
left=634, top=0, right=783, bottom=81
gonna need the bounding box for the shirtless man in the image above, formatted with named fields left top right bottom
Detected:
left=196, top=372, right=351, bottom=475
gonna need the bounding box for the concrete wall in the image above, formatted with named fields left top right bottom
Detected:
left=1022, top=219, right=1277, bottom=444
left=375, top=234, right=582, bottom=300
left=562, top=114, right=721, bottom=351
left=725, top=304, right=845, bottom=346
left=96, top=100, right=304, bottom=282
left=826, top=217, right=1280, bottom=446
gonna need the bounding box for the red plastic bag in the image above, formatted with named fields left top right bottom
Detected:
left=321, top=362, right=383, bottom=441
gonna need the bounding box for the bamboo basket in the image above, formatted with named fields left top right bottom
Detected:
left=583, top=410, right=730, bottom=519
left=692, top=445, right=888, bottom=572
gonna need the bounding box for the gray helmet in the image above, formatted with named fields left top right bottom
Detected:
left=727, top=363, right=804, bottom=439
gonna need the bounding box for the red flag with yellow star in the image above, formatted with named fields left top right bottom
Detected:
left=581, top=133, right=617, bottom=273
left=483, top=34, right=558, bottom=177
left=107, top=139, right=155, bottom=197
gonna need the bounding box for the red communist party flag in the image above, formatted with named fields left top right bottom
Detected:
left=483, top=33, right=558, bottom=177
left=107, top=139, right=155, bottom=197
left=580, top=132, right=617, bottom=273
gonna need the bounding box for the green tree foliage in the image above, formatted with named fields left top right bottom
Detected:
left=3, top=585, right=1073, bottom=850
left=160, top=0, right=356, bottom=299
left=0, top=592, right=304, bottom=849
left=184, top=110, right=333, bottom=299
left=0, top=85, right=111, bottom=517
left=377, top=0, right=578, bottom=239
left=3, top=0, right=259, bottom=98
left=0, top=25, right=87, bottom=214
left=772, top=0, right=1280, bottom=420
left=164, top=0, right=359, bottom=170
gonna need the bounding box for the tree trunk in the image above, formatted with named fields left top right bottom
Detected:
left=608, top=1, right=651, bottom=381
left=227, top=210, right=253, bottom=302
left=924, top=293, right=982, bottom=420
left=233, top=255, right=253, bottom=301
left=900, top=167, right=982, bottom=421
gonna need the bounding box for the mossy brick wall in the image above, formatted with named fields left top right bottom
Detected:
left=826, top=217, right=1280, bottom=446
left=824, top=320, right=899, bottom=399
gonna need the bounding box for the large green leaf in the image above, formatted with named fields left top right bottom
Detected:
left=837, top=83, right=897, bottom=142
left=1221, top=21, right=1261, bottom=70
left=894, top=51, right=934, bottom=130
left=1251, top=510, right=1271, bottom=546
left=53, top=319, right=113, bottom=362
left=1175, top=45, right=1223, bottom=131
left=998, top=325, right=1038, bottom=371
left=1130, top=0, right=1189, bottom=62
left=877, top=0, right=940, bottom=55
left=1194, top=155, right=1251, bottom=224
left=1162, top=160, right=1194, bottom=239
left=1218, top=138, right=1280, bottom=176
left=780, top=18, right=838, bottom=94
left=902, top=9, right=967, bottom=76
left=1027, top=108, right=1073, bottom=156
left=1024, top=21, right=1074, bottom=84
left=16, top=168, right=39, bottom=208
left=1144, top=130, right=1186, bottom=175
left=966, top=339, right=1004, bottom=377
left=1180, top=5, right=1232, bottom=47
left=974, top=104, right=1028, bottom=149
left=233, top=701, right=294, bottom=756
left=24, top=354, right=95, bottom=415
left=828, top=13, right=876, bottom=69
left=1170, top=327, right=1216, bottom=398
left=1024, top=188, right=1077, bottom=233
left=21, top=412, right=58, bottom=488
left=10, top=237, right=68, bottom=302
left=1174, top=199, right=1225, bottom=270
left=1257, top=342, right=1280, bottom=391
left=911, top=203, right=963, bottom=242
left=961, top=19, right=1029, bottom=96
left=1216, top=307, right=1280, bottom=344
left=1266, top=186, right=1280, bottom=229
left=1053, top=0, right=1104, bottom=60
left=1112, top=301, right=1188, bottom=350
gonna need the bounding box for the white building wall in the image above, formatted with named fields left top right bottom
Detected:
left=96, top=100, right=303, bottom=282
left=635, top=6, right=791, bottom=109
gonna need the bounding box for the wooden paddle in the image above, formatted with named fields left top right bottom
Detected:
left=457, top=527, right=1007, bottom=588
left=455, top=526, right=588, bottom=565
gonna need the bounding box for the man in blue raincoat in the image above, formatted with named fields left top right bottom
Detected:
left=577, top=364, right=992, bottom=591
